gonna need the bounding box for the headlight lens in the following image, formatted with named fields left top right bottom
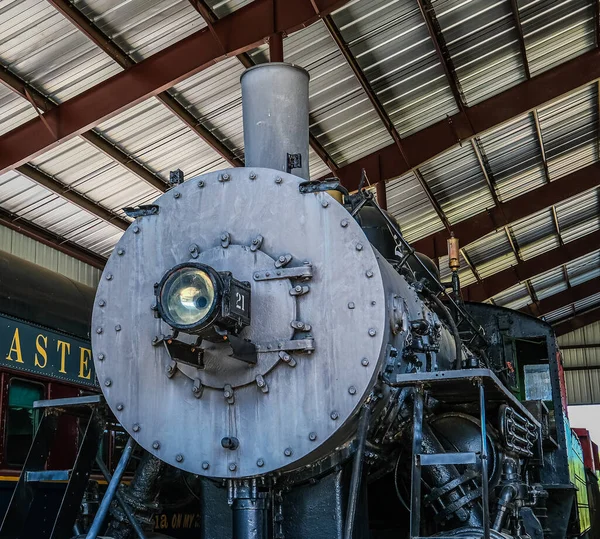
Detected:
left=160, top=267, right=216, bottom=327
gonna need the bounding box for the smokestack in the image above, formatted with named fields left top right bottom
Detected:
left=241, top=63, right=310, bottom=179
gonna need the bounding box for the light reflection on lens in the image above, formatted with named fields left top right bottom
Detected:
left=161, top=268, right=215, bottom=327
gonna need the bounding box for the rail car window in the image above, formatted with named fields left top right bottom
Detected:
left=6, top=379, right=44, bottom=466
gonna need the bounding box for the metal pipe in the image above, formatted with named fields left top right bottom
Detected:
left=241, top=63, right=310, bottom=179
left=94, top=450, right=147, bottom=539
left=410, top=387, right=424, bottom=538
left=344, top=405, right=371, bottom=539
left=86, top=437, right=136, bottom=539
left=480, top=382, right=491, bottom=539
left=269, top=33, right=284, bottom=62
left=232, top=480, right=268, bottom=539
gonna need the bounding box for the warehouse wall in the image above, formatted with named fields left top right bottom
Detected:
left=558, top=321, right=600, bottom=405
left=0, top=224, right=101, bottom=288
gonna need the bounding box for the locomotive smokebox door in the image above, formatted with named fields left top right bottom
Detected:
left=92, top=166, right=388, bottom=479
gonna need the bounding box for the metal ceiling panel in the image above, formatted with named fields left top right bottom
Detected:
left=204, top=0, right=254, bottom=17
left=438, top=253, right=478, bottom=287
left=0, top=0, right=121, bottom=103
left=520, top=0, right=595, bottom=77
left=464, top=230, right=517, bottom=279
left=537, top=83, right=598, bottom=180
left=555, top=187, right=600, bottom=243
left=491, top=282, right=529, bottom=309
left=567, top=250, right=600, bottom=286
left=530, top=266, right=566, bottom=299
left=386, top=171, right=445, bottom=242
left=0, top=86, right=37, bottom=136
left=435, top=0, right=526, bottom=105
left=477, top=113, right=546, bottom=202
left=509, top=208, right=557, bottom=260
left=74, top=0, right=206, bottom=61
left=564, top=369, right=600, bottom=405
left=419, top=143, right=496, bottom=224
left=332, top=0, right=459, bottom=137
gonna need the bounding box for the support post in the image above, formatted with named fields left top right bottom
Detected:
left=231, top=479, right=268, bottom=539
left=86, top=437, right=136, bottom=539
left=479, top=381, right=490, bottom=539
left=410, top=386, right=424, bottom=538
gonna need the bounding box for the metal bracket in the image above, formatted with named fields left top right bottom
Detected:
left=123, top=204, right=159, bottom=218
left=169, top=169, right=184, bottom=185
left=291, top=320, right=311, bottom=331
left=254, top=266, right=313, bottom=282
left=289, top=285, right=310, bottom=296
left=224, top=384, right=235, bottom=405
left=255, top=375, right=269, bottom=393
left=250, top=234, right=264, bottom=252
left=193, top=378, right=204, bottom=399
left=255, top=338, right=315, bottom=354
left=221, top=232, right=231, bottom=248
left=278, top=351, right=297, bottom=367
left=287, top=153, right=302, bottom=173
left=275, top=254, right=292, bottom=268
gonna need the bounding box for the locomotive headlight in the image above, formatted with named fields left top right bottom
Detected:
left=156, top=262, right=251, bottom=336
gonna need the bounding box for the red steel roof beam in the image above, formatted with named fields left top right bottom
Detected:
left=554, top=305, right=600, bottom=336
left=521, top=278, right=600, bottom=318
left=0, top=0, right=350, bottom=175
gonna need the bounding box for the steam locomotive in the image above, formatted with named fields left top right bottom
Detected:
left=1, top=62, right=597, bottom=539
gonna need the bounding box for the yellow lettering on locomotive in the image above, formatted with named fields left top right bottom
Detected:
left=183, top=513, right=195, bottom=528
left=6, top=328, right=23, bottom=363
left=171, top=513, right=182, bottom=529
left=160, top=514, right=168, bottom=529
left=34, top=334, right=48, bottom=368
left=56, top=340, right=70, bottom=373
left=78, top=347, right=92, bottom=379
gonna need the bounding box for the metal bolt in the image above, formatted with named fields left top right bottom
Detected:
left=361, top=358, right=369, bottom=367
left=330, top=411, right=339, bottom=420
left=284, top=448, right=293, bottom=457
left=104, top=379, right=112, bottom=387
left=98, top=299, right=106, bottom=307
left=275, top=177, right=283, bottom=184
left=348, top=302, right=355, bottom=309
left=321, top=200, right=329, bottom=208
left=371, top=300, right=377, bottom=306
left=98, top=353, right=105, bottom=361
left=192, top=385, right=201, bottom=394
left=249, top=172, right=257, bottom=180
left=117, top=248, right=125, bottom=256
left=132, top=423, right=140, bottom=432
left=198, top=180, right=205, bottom=188
left=368, top=328, right=377, bottom=337
left=252, top=238, right=259, bottom=245
left=133, top=226, right=140, bottom=234
left=341, top=219, right=349, bottom=228
left=266, top=272, right=270, bottom=277
left=295, top=285, right=302, bottom=293
left=229, top=463, right=237, bottom=471
left=115, top=325, right=121, bottom=332
left=224, top=389, right=232, bottom=398
left=176, top=454, right=184, bottom=463
left=173, top=192, right=181, bottom=199
left=105, top=273, right=113, bottom=280
left=221, top=234, right=227, bottom=241
left=366, top=270, right=374, bottom=278
left=279, top=255, right=286, bottom=263
left=202, top=461, right=210, bottom=470
left=116, top=403, right=124, bottom=411
left=153, top=441, right=160, bottom=449
left=96, top=327, right=103, bottom=334
left=355, top=243, right=363, bottom=251
left=256, top=458, right=264, bottom=467
left=348, top=386, right=357, bottom=395
left=309, top=432, right=317, bottom=441
left=276, top=270, right=281, bottom=275
left=222, top=173, right=230, bottom=181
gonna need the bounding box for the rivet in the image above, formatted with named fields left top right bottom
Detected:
left=105, top=273, right=113, bottom=280
left=133, top=226, right=140, bottom=234
left=255, top=273, right=260, bottom=278
left=117, top=248, right=125, bottom=256
left=341, top=219, right=349, bottom=228
left=198, top=180, right=205, bottom=188
left=202, top=461, right=210, bottom=470
left=266, top=272, right=270, bottom=277
left=284, top=448, right=293, bottom=457
left=276, top=270, right=281, bottom=275
left=256, top=458, right=264, bottom=467
left=220, top=234, right=227, bottom=241
left=104, top=379, right=112, bottom=387
left=321, top=200, right=329, bottom=208
left=173, top=192, right=181, bottom=199
left=275, top=177, right=283, bottom=184
left=355, top=243, right=363, bottom=251
left=249, top=172, right=257, bottom=180
left=229, top=463, right=237, bottom=471
left=96, top=327, right=103, bottom=334
left=368, top=328, right=377, bottom=337
left=366, top=270, right=374, bottom=278
left=348, top=302, right=355, bottom=309
left=98, top=299, right=106, bottom=307
left=176, top=454, right=184, bottom=463
left=132, top=423, right=140, bottom=432
left=330, top=411, right=339, bottom=420
left=115, top=325, right=121, bottom=332
left=361, top=358, right=369, bottom=367
left=309, top=432, right=317, bottom=441
left=348, top=386, right=357, bottom=395
left=98, top=353, right=105, bottom=361
left=116, top=403, right=124, bottom=411
left=371, top=301, right=376, bottom=306
left=153, top=441, right=160, bottom=449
